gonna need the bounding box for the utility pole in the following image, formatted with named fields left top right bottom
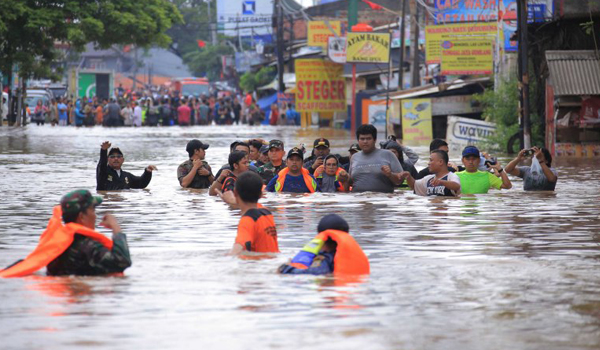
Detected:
left=287, top=14, right=295, bottom=72
left=348, top=0, right=359, bottom=133
left=410, top=0, right=420, bottom=88
left=206, top=0, right=217, bottom=45
left=397, top=0, right=407, bottom=90
left=517, top=0, right=531, bottom=149
left=275, top=0, right=285, bottom=92
left=348, top=0, right=358, bottom=27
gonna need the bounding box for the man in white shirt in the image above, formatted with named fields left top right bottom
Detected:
left=132, top=101, right=143, bottom=127
left=403, top=150, right=461, bottom=197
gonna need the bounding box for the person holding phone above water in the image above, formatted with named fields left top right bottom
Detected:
left=504, top=147, right=558, bottom=191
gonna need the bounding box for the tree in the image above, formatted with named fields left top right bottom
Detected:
left=166, top=0, right=213, bottom=58
left=239, top=67, right=276, bottom=93
left=183, top=44, right=235, bottom=81
left=0, top=0, right=183, bottom=80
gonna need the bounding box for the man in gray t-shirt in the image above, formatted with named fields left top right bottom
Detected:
left=505, top=147, right=558, bottom=191
left=349, top=124, right=404, bottom=193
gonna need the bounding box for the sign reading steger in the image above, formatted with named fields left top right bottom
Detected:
left=295, top=59, right=346, bottom=113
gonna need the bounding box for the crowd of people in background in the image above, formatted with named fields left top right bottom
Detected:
left=21, top=83, right=301, bottom=127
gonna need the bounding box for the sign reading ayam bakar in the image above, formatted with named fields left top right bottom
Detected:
left=346, top=32, right=391, bottom=63
left=295, top=59, right=346, bottom=112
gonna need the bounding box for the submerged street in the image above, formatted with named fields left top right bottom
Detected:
left=1, top=125, right=599, bottom=350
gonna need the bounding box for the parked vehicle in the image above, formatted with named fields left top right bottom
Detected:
left=170, top=77, right=210, bottom=98
left=24, top=89, right=53, bottom=111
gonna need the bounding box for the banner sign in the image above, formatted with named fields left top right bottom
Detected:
left=346, top=32, right=391, bottom=63
left=446, top=116, right=496, bottom=152
left=327, top=37, right=347, bottom=63
left=425, top=22, right=498, bottom=64
left=295, top=59, right=346, bottom=112
left=308, top=21, right=342, bottom=49
left=433, top=0, right=553, bottom=52
left=440, top=39, right=493, bottom=75
left=217, top=0, right=273, bottom=40
left=401, top=98, right=433, bottom=145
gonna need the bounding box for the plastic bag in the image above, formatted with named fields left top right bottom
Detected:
left=528, top=156, right=546, bottom=189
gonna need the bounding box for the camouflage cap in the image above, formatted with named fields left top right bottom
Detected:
left=60, top=190, right=103, bottom=215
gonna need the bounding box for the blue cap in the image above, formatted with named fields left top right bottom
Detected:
left=462, top=146, right=480, bottom=158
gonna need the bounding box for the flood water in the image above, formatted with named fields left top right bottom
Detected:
left=1, top=125, right=600, bottom=350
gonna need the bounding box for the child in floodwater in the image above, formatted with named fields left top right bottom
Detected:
left=278, top=214, right=370, bottom=276
left=228, top=172, right=279, bottom=255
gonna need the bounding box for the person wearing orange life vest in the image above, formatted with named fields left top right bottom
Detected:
left=278, top=214, right=370, bottom=275
left=0, top=190, right=131, bottom=278
left=209, top=151, right=250, bottom=206
left=229, top=172, right=279, bottom=255
left=265, top=147, right=320, bottom=193
left=314, top=154, right=350, bottom=193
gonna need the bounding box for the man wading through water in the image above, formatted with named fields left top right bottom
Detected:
left=96, top=141, right=157, bottom=190
left=0, top=190, right=132, bottom=277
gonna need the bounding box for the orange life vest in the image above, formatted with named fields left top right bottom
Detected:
left=0, top=206, right=113, bottom=278
left=274, top=167, right=317, bottom=193
left=290, top=229, right=370, bottom=275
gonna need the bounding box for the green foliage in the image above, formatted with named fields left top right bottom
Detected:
left=239, top=67, right=276, bottom=92
left=167, top=0, right=214, bottom=58
left=183, top=44, right=235, bottom=81
left=474, top=79, right=520, bottom=152
left=0, top=0, right=183, bottom=79
left=580, top=20, right=595, bottom=35
left=474, top=77, right=544, bottom=153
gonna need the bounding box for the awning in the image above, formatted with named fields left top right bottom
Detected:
left=372, top=77, right=491, bottom=101
left=546, top=50, right=600, bottom=96
left=257, top=73, right=296, bottom=91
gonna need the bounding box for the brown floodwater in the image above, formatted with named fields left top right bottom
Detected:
left=1, top=124, right=600, bottom=350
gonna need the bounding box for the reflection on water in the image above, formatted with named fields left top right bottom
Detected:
left=1, top=125, right=600, bottom=350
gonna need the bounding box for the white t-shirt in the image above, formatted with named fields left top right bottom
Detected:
left=414, top=172, right=461, bottom=197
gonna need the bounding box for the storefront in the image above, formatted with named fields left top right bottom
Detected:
left=546, top=50, right=600, bottom=157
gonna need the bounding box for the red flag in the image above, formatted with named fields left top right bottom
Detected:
left=362, top=0, right=383, bottom=10
left=197, top=40, right=206, bottom=48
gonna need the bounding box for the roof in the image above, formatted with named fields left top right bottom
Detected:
left=546, top=50, right=600, bottom=96
left=372, top=77, right=491, bottom=101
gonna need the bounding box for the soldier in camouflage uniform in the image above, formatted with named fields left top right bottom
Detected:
left=257, top=140, right=287, bottom=184
left=46, top=190, right=132, bottom=276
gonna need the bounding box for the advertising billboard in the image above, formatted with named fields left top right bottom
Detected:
left=217, top=0, right=273, bottom=43
left=346, top=32, right=391, bottom=63
left=425, top=22, right=499, bottom=64
left=433, top=0, right=553, bottom=51
left=440, top=39, right=494, bottom=75
left=308, top=21, right=342, bottom=49
left=295, top=59, right=346, bottom=113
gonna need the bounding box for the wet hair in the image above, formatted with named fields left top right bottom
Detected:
left=541, top=148, right=552, bottom=167
left=234, top=171, right=263, bottom=203
left=430, top=139, right=448, bottom=152
left=317, top=214, right=349, bottom=233
left=228, top=150, right=247, bottom=169
left=230, top=141, right=249, bottom=153
left=356, top=124, right=377, bottom=141
left=248, top=139, right=264, bottom=151
left=431, top=150, right=449, bottom=165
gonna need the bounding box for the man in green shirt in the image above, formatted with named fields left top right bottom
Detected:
left=457, top=146, right=512, bottom=194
